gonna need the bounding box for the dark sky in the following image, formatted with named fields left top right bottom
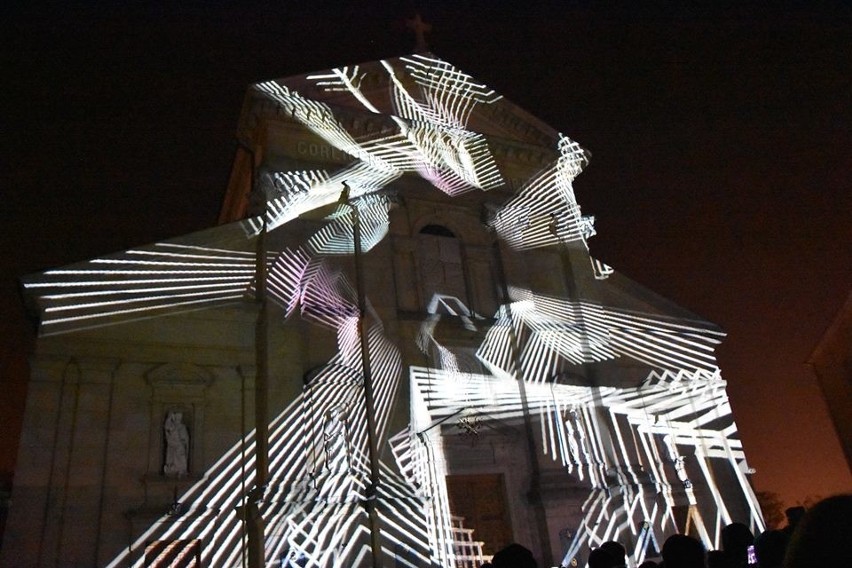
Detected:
left=2, top=2, right=850, bottom=508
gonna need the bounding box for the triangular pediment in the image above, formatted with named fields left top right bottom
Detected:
left=218, top=53, right=579, bottom=224
left=244, top=53, right=561, bottom=146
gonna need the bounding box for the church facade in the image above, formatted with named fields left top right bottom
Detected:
left=4, top=54, right=763, bottom=567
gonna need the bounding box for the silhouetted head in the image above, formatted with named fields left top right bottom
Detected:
left=706, top=550, right=734, bottom=568
left=721, top=522, right=754, bottom=563
left=588, top=548, right=617, bottom=568
left=784, top=494, right=852, bottom=568
left=781, top=505, right=805, bottom=536
left=661, top=534, right=705, bottom=568
left=600, top=541, right=626, bottom=567
left=784, top=506, right=805, bottom=525
left=491, top=543, right=537, bottom=568
left=753, top=529, right=788, bottom=568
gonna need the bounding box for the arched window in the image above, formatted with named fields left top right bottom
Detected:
left=419, top=224, right=456, bottom=238
left=416, top=224, right=469, bottom=314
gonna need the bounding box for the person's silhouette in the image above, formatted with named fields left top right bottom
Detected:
left=661, top=534, right=705, bottom=568
left=783, top=494, right=852, bottom=568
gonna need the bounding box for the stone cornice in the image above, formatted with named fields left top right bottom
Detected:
left=145, top=362, right=215, bottom=394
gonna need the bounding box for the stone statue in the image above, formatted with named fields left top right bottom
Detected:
left=163, top=411, right=189, bottom=476
left=322, top=405, right=350, bottom=472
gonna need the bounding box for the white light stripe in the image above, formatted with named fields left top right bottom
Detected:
left=41, top=293, right=244, bottom=325
left=43, top=288, right=246, bottom=313
left=39, top=281, right=243, bottom=299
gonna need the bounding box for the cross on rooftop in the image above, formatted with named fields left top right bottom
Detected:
left=406, top=13, right=432, bottom=53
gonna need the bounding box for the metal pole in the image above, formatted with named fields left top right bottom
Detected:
left=349, top=194, right=385, bottom=568
left=255, top=201, right=270, bottom=489
left=247, top=177, right=268, bottom=568
left=492, top=239, right=554, bottom=565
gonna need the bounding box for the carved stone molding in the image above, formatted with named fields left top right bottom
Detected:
left=146, top=362, right=214, bottom=395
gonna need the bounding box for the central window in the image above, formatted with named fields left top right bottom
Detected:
left=417, top=224, right=469, bottom=314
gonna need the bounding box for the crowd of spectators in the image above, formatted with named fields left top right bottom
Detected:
left=482, top=493, right=850, bottom=568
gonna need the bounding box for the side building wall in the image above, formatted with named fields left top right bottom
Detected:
left=1, top=307, right=262, bottom=567
left=809, top=292, right=852, bottom=471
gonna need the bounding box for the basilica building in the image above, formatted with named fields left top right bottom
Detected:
left=3, top=54, right=763, bottom=567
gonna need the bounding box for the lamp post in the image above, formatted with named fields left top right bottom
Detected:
left=491, top=237, right=554, bottom=565
left=244, top=180, right=384, bottom=568
left=340, top=183, right=385, bottom=568
left=246, top=170, right=269, bottom=568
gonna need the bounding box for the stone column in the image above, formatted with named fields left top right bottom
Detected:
left=62, top=358, right=119, bottom=567
left=0, top=355, right=68, bottom=567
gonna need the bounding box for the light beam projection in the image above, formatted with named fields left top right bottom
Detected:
left=406, top=362, right=763, bottom=566
left=103, top=311, right=431, bottom=568
left=20, top=54, right=763, bottom=568
left=411, top=292, right=761, bottom=565
left=25, top=54, right=510, bottom=332
left=305, top=193, right=395, bottom=256
left=591, top=257, right=615, bottom=280
left=489, top=135, right=593, bottom=250
left=21, top=236, right=257, bottom=335
left=258, top=54, right=506, bottom=200
left=242, top=167, right=401, bottom=236
left=475, top=287, right=725, bottom=377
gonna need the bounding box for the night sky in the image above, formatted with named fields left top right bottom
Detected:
left=2, top=2, right=850, bottom=511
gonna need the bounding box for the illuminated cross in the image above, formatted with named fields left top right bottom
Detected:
left=406, top=13, right=432, bottom=53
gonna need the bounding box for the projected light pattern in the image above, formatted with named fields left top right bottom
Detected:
left=591, top=258, right=614, bottom=280
left=258, top=54, right=506, bottom=200
left=407, top=361, right=763, bottom=565
left=105, top=314, right=431, bottom=568
left=91, top=209, right=440, bottom=567
left=489, top=135, right=593, bottom=250
left=410, top=289, right=761, bottom=564
left=305, top=193, right=395, bottom=255
left=475, top=287, right=725, bottom=376
left=22, top=242, right=256, bottom=334
left=244, top=167, right=401, bottom=235
left=19, top=54, right=764, bottom=568
left=24, top=54, right=516, bottom=331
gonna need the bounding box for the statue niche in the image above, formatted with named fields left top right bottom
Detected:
left=144, top=362, right=213, bottom=479
left=163, top=410, right=191, bottom=477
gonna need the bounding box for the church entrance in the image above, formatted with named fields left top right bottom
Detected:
left=446, top=473, right=514, bottom=556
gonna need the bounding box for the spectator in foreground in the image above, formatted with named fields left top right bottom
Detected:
left=588, top=548, right=617, bottom=568
left=721, top=522, right=754, bottom=567
left=490, top=543, right=538, bottom=568
left=780, top=506, right=805, bottom=539
left=600, top=541, right=627, bottom=567
left=753, top=529, right=787, bottom=568
left=783, top=494, right=852, bottom=568
left=706, top=550, right=733, bottom=568
left=661, top=534, right=705, bottom=568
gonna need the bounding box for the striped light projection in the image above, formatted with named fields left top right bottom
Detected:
left=488, top=135, right=593, bottom=251
left=408, top=365, right=763, bottom=566
left=104, top=316, right=428, bottom=568
left=22, top=239, right=257, bottom=335
left=21, top=54, right=763, bottom=567
left=475, top=287, right=726, bottom=377
left=261, top=54, right=506, bottom=200
left=243, top=167, right=401, bottom=236
left=409, top=290, right=762, bottom=564
left=407, top=289, right=763, bottom=566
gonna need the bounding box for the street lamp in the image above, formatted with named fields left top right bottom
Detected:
left=339, top=182, right=385, bottom=568
left=245, top=180, right=385, bottom=568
